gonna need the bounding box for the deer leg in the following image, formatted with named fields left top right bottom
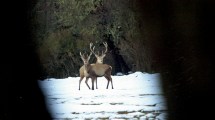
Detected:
left=104, top=75, right=110, bottom=89
left=96, top=78, right=98, bottom=89
left=106, top=80, right=110, bottom=89
left=105, top=75, right=113, bottom=89
left=85, top=77, right=90, bottom=89
left=91, top=77, right=95, bottom=90
left=110, top=76, right=114, bottom=89
left=79, top=76, right=84, bottom=90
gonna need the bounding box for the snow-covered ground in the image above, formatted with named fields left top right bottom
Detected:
left=38, top=71, right=168, bottom=120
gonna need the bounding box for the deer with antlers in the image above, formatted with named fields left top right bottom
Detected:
left=79, top=51, right=113, bottom=90
left=79, top=42, right=113, bottom=90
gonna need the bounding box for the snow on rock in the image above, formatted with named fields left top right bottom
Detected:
left=38, top=71, right=168, bottom=119
left=116, top=72, right=124, bottom=76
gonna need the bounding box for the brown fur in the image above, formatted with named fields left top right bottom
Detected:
left=79, top=64, right=95, bottom=90
left=85, top=63, right=113, bottom=90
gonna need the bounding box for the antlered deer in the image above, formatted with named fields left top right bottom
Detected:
left=79, top=51, right=113, bottom=90
left=79, top=42, right=108, bottom=90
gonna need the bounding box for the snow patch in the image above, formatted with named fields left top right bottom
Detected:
left=38, top=71, right=168, bottom=119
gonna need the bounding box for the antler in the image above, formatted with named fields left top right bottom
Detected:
left=90, top=42, right=108, bottom=57
left=80, top=52, right=83, bottom=57
left=80, top=51, right=92, bottom=64
left=90, top=42, right=97, bottom=56
left=102, top=42, right=108, bottom=56
left=88, top=50, right=92, bottom=58
left=80, top=51, right=92, bottom=58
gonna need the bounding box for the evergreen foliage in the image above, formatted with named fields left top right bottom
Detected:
left=31, top=0, right=154, bottom=78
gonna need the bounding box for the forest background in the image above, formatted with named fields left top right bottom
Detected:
left=31, top=0, right=161, bottom=78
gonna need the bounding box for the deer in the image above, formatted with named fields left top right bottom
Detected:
left=79, top=51, right=113, bottom=90
left=79, top=42, right=108, bottom=90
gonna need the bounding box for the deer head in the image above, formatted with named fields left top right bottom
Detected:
left=80, top=52, right=92, bottom=65
left=90, top=42, right=108, bottom=63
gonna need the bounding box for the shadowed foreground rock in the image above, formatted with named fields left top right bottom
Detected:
left=2, top=1, right=52, bottom=119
